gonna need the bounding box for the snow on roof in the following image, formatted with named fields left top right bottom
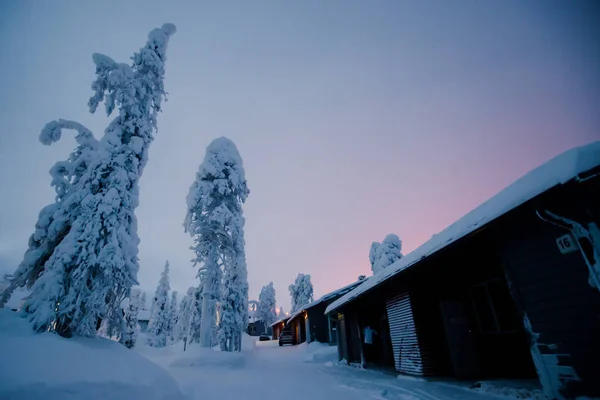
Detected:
left=269, top=316, right=290, bottom=327
left=137, top=308, right=151, bottom=321
left=326, top=141, right=600, bottom=315
left=287, top=278, right=368, bottom=323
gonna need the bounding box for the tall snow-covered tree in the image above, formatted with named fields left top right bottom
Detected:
left=147, top=261, right=171, bottom=347
left=184, top=137, right=250, bottom=350
left=177, top=287, right=194, bottom=342
left=289, top=274, right=314, bottom=313
left=122, top=288, right=141, bottom=348
left=167, top=290, right=178, bottom=343
left=0, top=121, right=98, bottom=308
left=369, top=234, right=403, bottom=275
left=188, top=285, right=203, bottom=343
left=257, top=282, right=276, bottom=329
left=14, top=24, right=176, bottom=338
left=140, top=291, right=147, bottom=312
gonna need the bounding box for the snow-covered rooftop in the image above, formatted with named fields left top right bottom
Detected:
left=137, top=308, right=151, bottom=321
left=288, top=278, right=368, bottom=323
left=269, top=316, right=290, bottom=328
left=326, top=141, right=600, bottom=315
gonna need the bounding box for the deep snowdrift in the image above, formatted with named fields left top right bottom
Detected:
left=0, top=310, right=184, bottom=400
left=136, top=331, right=257, bottom=370
left=297, top=341, right=339, bottom=363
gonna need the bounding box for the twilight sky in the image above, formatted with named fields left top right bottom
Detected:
left=0, top=1, right=598, bottom=312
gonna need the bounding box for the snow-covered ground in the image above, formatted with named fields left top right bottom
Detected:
left=0, top=311, right=542, bottom=400
left=136, top=337, right=539, bottom=400
left=0, top=310, right=184, bottom=400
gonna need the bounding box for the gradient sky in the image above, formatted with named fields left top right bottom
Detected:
left=0, top=1, right=598, bottom=312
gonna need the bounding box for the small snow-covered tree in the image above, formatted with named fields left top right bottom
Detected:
left=147, top=261, right=171, bottom=347
left=177, top=287, right=193, bottom=342
left=167, top=291, right=178, bottom=343
left=257, top=282, right=276, bottom=329
left=277, top=307, right=285, bottom=318
left=188, top=285, right=203, bottom=343
left=289, top=274, right=314, bottom=313
left=16, top=24, right=176, bottom=338
left=122, top=288, right=141, bottom=348
left=184, top=137, right=250, bottom=350
left=140, top=291, right=147, bottom=312
left=370, top=234, right=403, bottom=275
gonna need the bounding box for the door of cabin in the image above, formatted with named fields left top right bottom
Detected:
left=440, top=300, right=480, bottom=378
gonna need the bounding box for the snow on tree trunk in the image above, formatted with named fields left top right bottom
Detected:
left=184, top=138, right=249, bottom=351
left=17, top=24, right=176, bottom=338
left=370, top=234, right=403, bottom=275
left=147, top=261, right=171, bottom=347
left=189, top=285, right=203, bottom=343
left=289, top=274, right=314, bottom=313
left=167, top=290, right=178, bottom=343
left=122, top=288, right=141, bottom=348
left=257, top=282, right=277, bottom=331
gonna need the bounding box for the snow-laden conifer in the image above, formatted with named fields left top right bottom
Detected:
left=17, top=24, right=176, bottom=338
left=0, top=121, right=98, bottom=308
left=122, top=288, right=141, bottom=348
left=289, top=274, right=314, bottom=313
left=188, top=285, right=203, bottom=343
left=184, top=138, right=249, bottom=350
left=177, top=287, right=193, bottom=342
left=167, top=290, right=178, bottom=343
left=147, top=261, right=171, bottom=347
left=369, top=234, right=403, bottom=274
left=277, top=307, right=285, bottom=319
left=257, top=282, right=276, bottom=329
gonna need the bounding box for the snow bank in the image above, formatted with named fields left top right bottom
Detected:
left=300, top=341, right=339, bottom=364
left=136, top=332, right=255, bottom=370
left=170, top=347, right=246, bottom=369
left=327, top=141, right=600, bottom=314
left=0, top=310, right=183, bottom=400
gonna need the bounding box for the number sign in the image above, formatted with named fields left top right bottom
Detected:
left=556, top=233, right=577, bottom=254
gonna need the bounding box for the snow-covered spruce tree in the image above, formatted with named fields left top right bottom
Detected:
left=140, top=291, right=147, bottom=312
left=257, top=282, right=277, bottom=330
left=122, top=288, right=141, bottom=348
left=0, top=121, right=98, bottom=308
left=369, top=234, right=403, bottom=275
left=147, top=261, right=171, bottom=347
left=188, top=285, right=203, bottom=343
left=19, top=24, right=176, bottom=338
left=288, top=274, right=314, bottom=313
left=184, top=137, right=249, bottom=350
left=277, top=307, right=285, bottom=319
left=177, top=287, right=193, bottom=342
left=218, top=212, right=250, bottom=352
left=167, top=290, right=178, bottom=343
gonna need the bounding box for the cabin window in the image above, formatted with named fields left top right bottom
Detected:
left=470, top=279, right=519, bottom=334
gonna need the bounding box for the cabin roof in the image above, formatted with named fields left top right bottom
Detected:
left=326, top=141, right=600, bottom=315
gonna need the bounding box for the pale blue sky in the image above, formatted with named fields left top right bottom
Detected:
left=0, top=1, right=598, bottom=311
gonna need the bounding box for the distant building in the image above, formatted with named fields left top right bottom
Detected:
left=287, top=277, right=367, bottom=345
left=270, top=316, right=290, bottom=340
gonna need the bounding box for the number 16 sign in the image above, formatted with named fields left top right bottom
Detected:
left=556, top=233, right=578, bottom=255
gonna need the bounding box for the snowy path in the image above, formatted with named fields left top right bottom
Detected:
left=138, top=339, right=520, bottom=400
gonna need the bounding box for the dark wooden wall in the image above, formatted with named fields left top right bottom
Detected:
left=497, top=183, right=600, bottom=399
